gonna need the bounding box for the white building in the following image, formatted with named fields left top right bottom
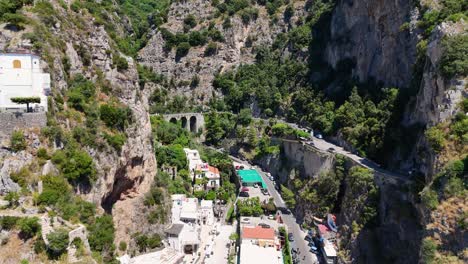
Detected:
left=171, top=195, right=199, bottom=224
left=165, top=223, right=200, bottom=254
left=118, top=247, right=184, bottom=264
left=183, top=148, right=203, bottom=180
left=200, top=200, right=214, bottom=225
left=195, top=163, right=221, bottom=190
left=0, top=53, right=50, bottom=112
left=240, top=242, right=283, bottom=264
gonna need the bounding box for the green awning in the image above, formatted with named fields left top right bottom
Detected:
left=237, top=169, right=267, bottom=188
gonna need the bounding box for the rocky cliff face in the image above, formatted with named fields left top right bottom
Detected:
left=138, top=0, right=307, bottom=104
left=393, top=20, right=467, bottom=179
left=0, top=1, right=157, bottom=246
left=326, top=0, right=419, bottom=87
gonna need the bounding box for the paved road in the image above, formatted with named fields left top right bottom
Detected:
left=229, top=155, right=318, bottom=264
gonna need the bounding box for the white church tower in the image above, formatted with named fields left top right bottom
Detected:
left=0, top=53, right=50, bottom=112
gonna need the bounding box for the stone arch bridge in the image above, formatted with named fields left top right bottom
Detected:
left=161, top=113, right=205, bottom=133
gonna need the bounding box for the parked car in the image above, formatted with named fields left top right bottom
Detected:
left=315, top=133, right=323, bottom=139
left=288, top=233, right=294, bottom=242
left=241, top=187, right=250, bottom=192
left=239, top=191, right=250, bottom=197
left=327, top=147, right=335, bottom=153
left=269, top=176, right=274, bottom=181
left=253, top=183, right=259, bottom=188
left=258, top=223, right=271, bottom=228
left=241, top=218, right=250, bottom=224
left=261, top=188, right=269, bottom=195
left=268, top=214, right=275, bottom=220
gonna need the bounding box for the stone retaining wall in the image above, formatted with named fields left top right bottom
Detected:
left=0, top=112, right=47, bottom=135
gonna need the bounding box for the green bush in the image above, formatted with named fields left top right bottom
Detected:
left=183, top=14, right=197, bottom=29
left=420, top=188, right=439, bottom=210
left=113, top=54, right=129, bottom=71
left=5, top=192, right=19, bottom=208
left=88, top=215, right=115, bottom=252
left=37, top=148, right=50, bottom=159
left=176, top=42, right=191, bottom=58
left=55, top=149, right=96, bottom=183
left=100, top=104, right=131, bottom=131
left=10, top=130, right=26, bottom=152
left=18, top=217, right=40, bottom=239
left=119, top=241, right=127, bottom=251
left=104, top=132, right=126, bottom=152
left=47, top=229, right=69, bottom=258
left=0, top=216, right=19, bottom=230
left=38, top=175, right=71, bottom=205
left=440, top=35, right=468, bottom=79
left=10, top=167, right=30, bottom=188
left=425, top=126, right=446, bottom=152
left=205, top=42, right=218, bottom=56
left=420, top=237, right=437, bottom=264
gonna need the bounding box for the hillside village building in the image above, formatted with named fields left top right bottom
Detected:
left=195, top=163, right=221, bottom=190
left=183, top=148, right=203, bottom=180
left=0, top=53, right=50, bottom=112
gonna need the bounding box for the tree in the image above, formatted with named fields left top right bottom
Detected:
left=281, top=185, right=296, bottom=208
left=88, top=215, right=115, bottom=252
left=10, top=130, right=27, bottom=152
left=47, top=229, right=69, bottom=257
left=238, top=108, right=252, bottom=125
left=440, top=35, right=468, bottom=79
left=10, top=97, right=40, bottom=112
left=421, top=237, right=437, bottom=264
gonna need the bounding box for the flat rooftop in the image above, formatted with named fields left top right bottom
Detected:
left=238, top=169, right=267, bottom=188
left=119, top=247, right=184, bottom=264
left=240, top=242, right=282, bottom=264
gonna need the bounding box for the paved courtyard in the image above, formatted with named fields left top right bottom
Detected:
left=205, top=224, right=234, bottom=264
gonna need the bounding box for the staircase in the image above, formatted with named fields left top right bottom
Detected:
left=40, top=215, right=54, bottom=245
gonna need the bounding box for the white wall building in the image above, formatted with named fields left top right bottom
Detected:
left=118, top=247, right=184, bottom=264
left=200, top=200, right=214, bottom=225
left=0, top=53, right=50, bottom=112
left=183, top=148, right=203, bottom=180
left=195, top=163, right=221, bottom=190
left=165, top=223, right=200, bottom=254
left=171, top=194, right=199, bottom=224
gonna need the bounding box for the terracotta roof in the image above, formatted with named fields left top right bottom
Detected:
left=208, top=166, right=219, bottom=174
left=242, top=226, right=275, bottom=240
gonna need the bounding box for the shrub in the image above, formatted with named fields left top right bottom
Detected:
left=113, top=54, right=129, bottom=71
left=18, top=217, right=40, bottom=239
left=103, top=132, right=126, bottom=152
left=176, top=42, right=191, bottom=58
left=420, top=188, right=439, bottom=210
left=119, top=241, right=127, bottom=251
left=420, top=237, right=437, bottom=264
left=204, top=42, right=218, bottom=56
left=59, top=149, right=96, bottom=183
left=3, top=12, right=29, bottom=29
left=183, top=14, right=197, bottom=29
left=10, top=130, right=26, bottom=152
left=37, top=148, right=50, bottom=159
left=38, top=175, right=71, bottom=205
left=188, top=31, right=207, bottom=46
left=0, top=216, right=19, bottom=230
left=425, top=126, right=445, bottom=152
left=88, top=215, right=115, bottom=252
left=439, top=35, right=468, bottom=79
left=10, top=167, right=30, bottom=188
left=100, top=104, right=131, bottom=131
left=5, top=192, right=19, bottom=208
left=47, top=229, right=69, bottom=258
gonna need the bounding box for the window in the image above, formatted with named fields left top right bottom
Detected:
left=13, top=60, right=21, bottom=69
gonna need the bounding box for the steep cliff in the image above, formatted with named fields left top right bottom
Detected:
left=326, top=0, right=419, bottom=87
left=138, top=0, right=308, bottom=106
left=0, top=1, right=157, bottom=251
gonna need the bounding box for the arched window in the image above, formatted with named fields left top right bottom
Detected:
left=13, top=60, right=21, bottom=69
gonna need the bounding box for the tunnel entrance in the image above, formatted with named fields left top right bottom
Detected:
left=181, top=116, right=188, bottom=129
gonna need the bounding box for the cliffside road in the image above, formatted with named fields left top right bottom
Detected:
left=255, top=166, right=319, bottom=264
left=279, top=137, right=410, bottom=185
left=228, top=155, right=318, bottom=264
